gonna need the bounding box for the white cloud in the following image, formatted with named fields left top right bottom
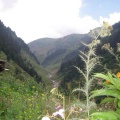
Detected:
left=100, top=12, right=120, bottom=25
left=1, top=0, right=17, bottom=10
left=0, top=0, right=120, bottom=43
left=0, top=0, right=82, bottom=43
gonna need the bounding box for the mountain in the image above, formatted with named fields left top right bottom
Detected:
left=28, top=38, right=57, bottom=64
left=0, top=20, right=47, bottom=83
left=28, top=34, right=93, bottom=71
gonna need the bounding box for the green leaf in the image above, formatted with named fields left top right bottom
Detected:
left=116, top=108, right=120, bottom=114
left=90, top=89, right=120, bottom=100
left=91, top=111, right=119, bottom=120
left=100, top=97, right=115, bottom=104
left=94, top=72, right=120, bottom=90
left=94, top=73, right=109, bottom=80
left=71, top=101, right=86, bottom=109
left=72, top=88, right=86, bottom=94
left=0, top=110, right=4, bottom=116
left=118, top=100, right=120, bottom=108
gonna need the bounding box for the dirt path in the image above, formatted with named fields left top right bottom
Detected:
left=48, top=73, right=59, bottom=87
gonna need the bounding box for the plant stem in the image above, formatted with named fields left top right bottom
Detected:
left=63, top=96, right=65, bottom=120
left=86, top=50, right=90, bottom=119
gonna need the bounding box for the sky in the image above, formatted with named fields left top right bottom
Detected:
left=0, top=0, right=120, bottom=43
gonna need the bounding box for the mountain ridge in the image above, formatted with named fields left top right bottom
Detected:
left=28, top=33, right=93, bottom=71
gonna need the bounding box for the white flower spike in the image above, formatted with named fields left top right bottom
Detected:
left=41, top=116, right=50, bottom=120
left=58, top=109, right=65, bottom=119
left=52, top=108, right=65, bottom=119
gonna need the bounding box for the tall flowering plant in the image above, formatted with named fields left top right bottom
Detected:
left=72, top=22, right=113, bottom=120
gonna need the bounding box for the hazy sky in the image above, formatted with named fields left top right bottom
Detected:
left=0, top=0, right=120, bottom=43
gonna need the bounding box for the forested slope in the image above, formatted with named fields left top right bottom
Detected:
left=0, top=20, right=46, bottom=82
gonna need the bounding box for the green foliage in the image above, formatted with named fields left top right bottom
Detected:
left=0, top=71, right=50, bottom=120
left=91, top=111, right=120, bottom=120
left=0, top=52, right=48, bottom=120
left=91, top=72, right=120, bottom=98
left=90, top=72, right=120, bottom=119
left=100, top=97, right=115, bottom=104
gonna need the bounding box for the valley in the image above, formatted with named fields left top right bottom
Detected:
left=0, top=20, right=120, bottom=120
left=28, top=33, right=93, bottom=72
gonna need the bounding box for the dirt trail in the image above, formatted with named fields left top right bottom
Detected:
left=46, top=69, right=60, bottom=87
left=48, top=73, right=59, bottom=87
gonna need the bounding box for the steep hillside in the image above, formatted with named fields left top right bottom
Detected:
left=28, top=38, right=57, bottom=63
left=28, top=34, right=93, bottom=71
left=0, top=20, right=47, bottom=83
left=0, top=20, right=53, bottom=120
